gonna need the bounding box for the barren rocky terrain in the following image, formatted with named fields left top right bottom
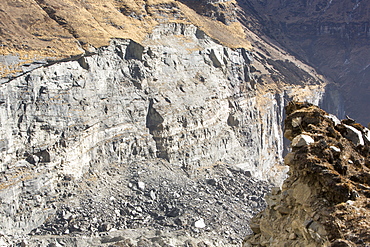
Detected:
left=244, top=102, right=370, bottom=246
left=0, top=0, right=369, bottom=246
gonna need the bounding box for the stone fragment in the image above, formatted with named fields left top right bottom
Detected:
left=166, top=207, right=181, bottom=217
left=122, top=238, right=135, bottom=246
left=244, top=170, right=252, bottom=177
left=194, top=218, right=206, bottom=228
left=197, top=241, right=211, bottom=247
left=249, top=222, right=261, bottom=234
left=184, top=240, right=196, bottom=247
left=98, top=223, right=112, bottom=232
left=63, top=211, right=73, bottom=221
left=325, top=114, right=341, bottom=126
left=329, top=146, right=341, bottom=153
left=270, top=187, right=280, bottom=195
left=343, top=124, right=364, bottom=146
left=284, top=152, right=295, bottom=165
left=26, top=155, right=39, bottom=165
left=284, top=129, right=294, bottom=141
left=293, top=183, right=311, bottom=205
left=206, top=178, right=217, bottom=186
left=308, top=221, right=326, bottom=236
left=291, top=134, right=314, bottom=147
left=150, top=190, right=156, bottom=200
left=259, top=219, right=275, bottom=238
left=288, top=233, right=296, bottom=240
left=138, top=181, right=145, bottom=191
left=276, top=205, right=291, bottom=215
left=330, top=239, right=357, bottom=247
left=174, top=217, right=187, bottom=226
left=291, top=117, right=302, bottom=127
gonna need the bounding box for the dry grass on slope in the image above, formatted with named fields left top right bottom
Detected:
left=0, top=0, right=250, bottom=78
left=177, top=1, right=251, bottom=49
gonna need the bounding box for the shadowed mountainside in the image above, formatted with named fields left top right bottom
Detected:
left=237, top=0, right=370, bottom=124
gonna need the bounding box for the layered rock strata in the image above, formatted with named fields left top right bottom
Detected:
left=0, top=22, right=338, bottom=247
left=244, top=102, right=370, bottom=247
left=0, top=1, right=345, bottom=245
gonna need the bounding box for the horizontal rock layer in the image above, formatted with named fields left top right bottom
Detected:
left=0, top=21, right=337, bottom=243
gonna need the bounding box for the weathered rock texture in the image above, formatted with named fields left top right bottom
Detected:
left=0, top=0, right=344, bottom=246
left=0, top=0, right=249, bottom=80
left=244, top=102, right=370, bottom=247
left=0, top=22, right=331, bottom=241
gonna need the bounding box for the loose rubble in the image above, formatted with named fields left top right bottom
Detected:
left=244, top=102, right=370, bottom=247
left=22, top=161, right=271, bottom=246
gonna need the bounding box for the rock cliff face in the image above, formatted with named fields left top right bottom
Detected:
left=0, top=0, right=345, bottom=246
left=237, top=0, right=370, bottom=124
left=244, top=102, right=370, bottom=247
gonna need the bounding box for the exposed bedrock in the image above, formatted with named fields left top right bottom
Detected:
left=244, top=102, right=370, bottom=247
left=0, top=23, right=340, bottom=239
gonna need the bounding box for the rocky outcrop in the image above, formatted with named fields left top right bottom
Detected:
left=0, top=22, right=332, bottom=241
left=0, top=23, right=340, bottom=247
left=0, top=0, right=250, bottom=81
left=0, top=1, right=346, bottom=246
left=243, top=102, right=370, bottom=247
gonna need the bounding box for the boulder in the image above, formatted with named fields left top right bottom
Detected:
left=291, top=134, right=314, bottom=148
left=194, top=218, right=206, bottom=228
left=343, top=124, right=364, bottom=146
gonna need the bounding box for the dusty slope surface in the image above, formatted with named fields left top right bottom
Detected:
left=244, top=102, right=370, bottom=246
left=0, top=0, right=249, bottom=79
left=237, top=0, right=370, bottom=124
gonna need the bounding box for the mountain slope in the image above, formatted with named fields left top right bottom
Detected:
left=0, top=0, right=344, bottom=246
left=244, top=102, right=370, bottom=246
left=237, top=0, right=370, bottom=124
left=0, top=0, right=250, bottom=80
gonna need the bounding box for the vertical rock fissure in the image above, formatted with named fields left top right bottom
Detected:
left=145, top=99, right=169, bottom=161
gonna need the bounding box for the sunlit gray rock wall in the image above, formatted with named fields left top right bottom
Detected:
left=0, top=23, right=332, bottom=236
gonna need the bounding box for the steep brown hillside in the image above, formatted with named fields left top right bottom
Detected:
left=0, top=0, right=250, bottom=79
left=244, top=102, right=370, bottom=246
left=237, top=0, right=370, bottom=124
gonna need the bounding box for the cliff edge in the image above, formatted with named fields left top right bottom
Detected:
left=0, top=1, right=345, bottom=246
left=244, top=102, right=370, bottom=246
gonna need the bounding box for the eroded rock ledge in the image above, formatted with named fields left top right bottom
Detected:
left=244, top=102, right=370, bottom=247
